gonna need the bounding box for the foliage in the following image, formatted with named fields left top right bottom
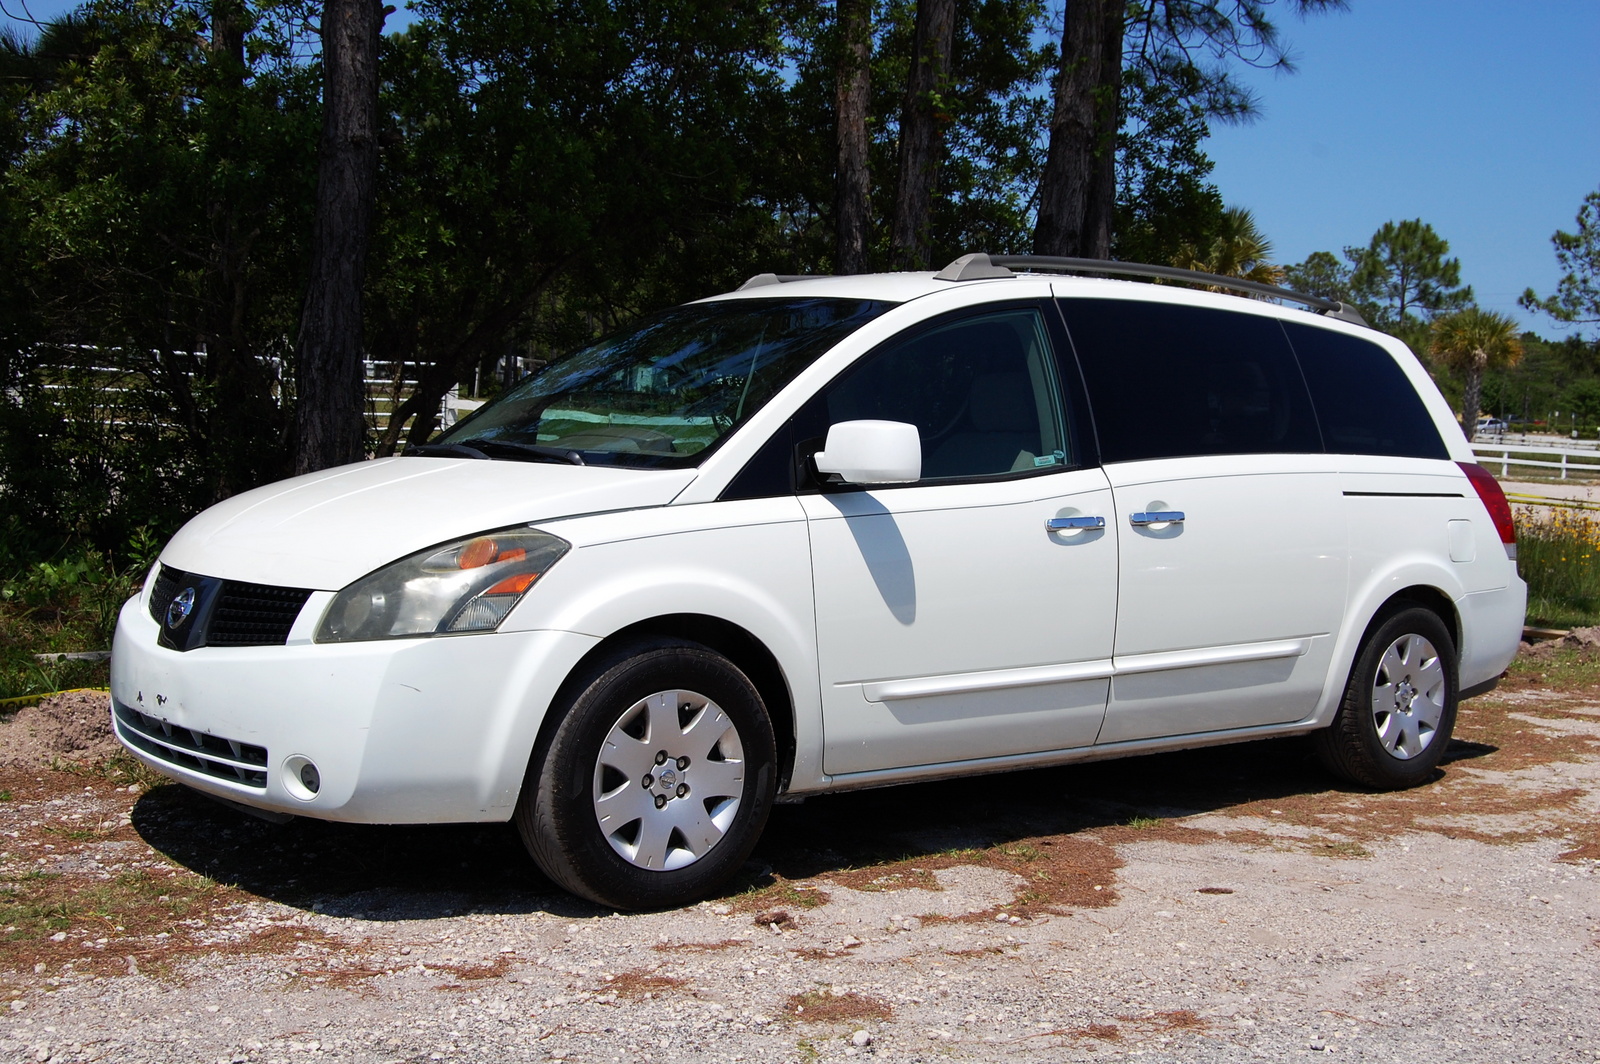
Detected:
left=1521, top=187, right=1600, bottom=340
left=1283, top=219, right=1472, bottom=346
left=1124, top=0, right=1349, bottom=123
left=1170, top=204, right=1279, bottom=282
left=1113, top=67, right=1225, bottom=265
left=1516, top=507, right=1600, bottom=629
left=1, top=0, right=319, bottom=553
left=1347, top=219, right=1473, bottom=342
left=1429, top=306, right=1523, bottom=433
left=777, top=0, right=1054, bottom=272
left=1281, top=250, right=1351, bottom=303
left=0, top=0, right=1350, bottom=569
left=367, top=0, right=811, bottom=452
left=0, top=533, right=151, bottom=699
left=1473, top=332, right=1593, bottom=430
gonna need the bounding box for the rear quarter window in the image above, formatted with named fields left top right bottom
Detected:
left=1281, top=321, right=1451, bottom=460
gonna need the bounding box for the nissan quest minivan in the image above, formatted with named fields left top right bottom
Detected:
left=110, top=254, right=1527, bottom=910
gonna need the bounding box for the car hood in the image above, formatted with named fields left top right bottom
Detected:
left=160, top=457, right=698, bottom=589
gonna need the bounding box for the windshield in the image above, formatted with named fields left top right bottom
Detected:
left=428, top=297, right=895, bottom=467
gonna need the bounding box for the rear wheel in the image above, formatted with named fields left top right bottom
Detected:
left=515, top=639, right=776, bottom=910
left=1315, top=606, right=1458, bottom=790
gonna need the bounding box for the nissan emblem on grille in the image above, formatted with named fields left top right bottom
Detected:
left=166, top=587, right=196, bottom=629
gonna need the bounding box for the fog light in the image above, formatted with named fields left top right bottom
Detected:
left=283, top=755, right=322, bottom=801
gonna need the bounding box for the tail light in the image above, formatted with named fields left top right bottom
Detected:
left=1458, top=462, right=1516, bottom=560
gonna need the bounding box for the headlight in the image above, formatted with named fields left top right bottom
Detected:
left=315, top=528, right=570, bottom=643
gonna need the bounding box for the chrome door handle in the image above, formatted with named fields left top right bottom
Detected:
left=1129, top=510, right=1185, bottom=526
left=1045, top=516, right=1105, bottom=531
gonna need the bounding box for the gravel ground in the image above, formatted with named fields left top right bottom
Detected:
left=2, top=659, right=1597, bottom=1064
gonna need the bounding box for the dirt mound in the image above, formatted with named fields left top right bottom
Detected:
left=0, top=690, right=118, bottom=767
left=1516, top=628, right=1600, bottom=661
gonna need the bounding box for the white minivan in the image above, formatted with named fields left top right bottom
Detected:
left=110, top=254, right=1526, bottom=909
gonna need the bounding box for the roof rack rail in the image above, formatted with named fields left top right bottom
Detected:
left=737, top=273, right=828, bottom=291
left=934, top=253, right=1368, bottom=326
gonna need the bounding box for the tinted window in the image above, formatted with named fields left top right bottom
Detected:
left=1057, top=299, right=1321, bottom=463
left=1282, top=321, right=1451, bottom=460
left=820, top=308, right=1072, bottom=481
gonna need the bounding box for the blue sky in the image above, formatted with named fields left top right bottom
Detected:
left=1204, top=0, right=1599, bottom=337
left=5, top=1, right=1595, bottom=336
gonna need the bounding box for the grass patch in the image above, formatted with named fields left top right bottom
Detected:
left=728, top=874, right=830, bottom=912
left=1124, top=815, right=1162, bottom=830
left=50, top=752, right=168, bottom=790
left=0, top=865, right=221, bottom=952
left=783, top=987, right=892, bottom=1024
left=1507, top=642, right=1600, bottom=688
left=602, top=968, right=686, bottom=999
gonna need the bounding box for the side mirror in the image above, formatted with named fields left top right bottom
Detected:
left=813, top=420, right=921, bottom=485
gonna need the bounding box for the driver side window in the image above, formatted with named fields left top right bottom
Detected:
left=821, top=308, right=1071, bottom=481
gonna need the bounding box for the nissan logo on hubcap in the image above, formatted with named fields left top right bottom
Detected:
left=166, top=587, right=197, bottom=629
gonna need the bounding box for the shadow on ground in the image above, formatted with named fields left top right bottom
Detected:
left=131, top=734, right=1495, bottom=922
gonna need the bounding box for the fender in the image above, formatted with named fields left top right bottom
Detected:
left=501, top=496, right=826, bottom=791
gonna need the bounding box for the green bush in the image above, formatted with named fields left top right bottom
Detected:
left=0, top=526, right=157, bottom=701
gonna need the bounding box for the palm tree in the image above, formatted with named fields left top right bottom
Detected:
left=1429, top=307, right=1524, bottom=437
left=1172, top=206, right=1283, bottom=287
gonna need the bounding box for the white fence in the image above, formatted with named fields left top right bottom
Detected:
left=26, top=354, right=477, bottom=438
left=1472, top=440, right=1600, bottom=480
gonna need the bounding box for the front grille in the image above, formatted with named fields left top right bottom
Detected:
left=148, top=565, right=183, bottom=626
left=114, top=701, right=268, bottom=788
left=146, top=564, right=311, bottom=650
left=208, top=582, right=313, bottom=647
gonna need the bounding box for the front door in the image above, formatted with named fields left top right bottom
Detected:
left=802, top=305, right=1119, bottom=777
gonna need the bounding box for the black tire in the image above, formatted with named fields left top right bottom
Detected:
left=515, top=638, right=777, bottom=910
left=1314, top=605, right=1458, bottom=790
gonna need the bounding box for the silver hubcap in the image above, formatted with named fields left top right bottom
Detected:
left=592, top=689, right=745, bottom=871
left=1370, top=634, right=1446, bottom=760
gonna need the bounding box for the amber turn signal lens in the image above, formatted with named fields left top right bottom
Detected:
left=458, top=537, right=498, bottom=569
left=486, top=573, right=538, bottom=595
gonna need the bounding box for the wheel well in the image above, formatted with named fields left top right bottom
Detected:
left=548, top=615, right=797, bottom=794
left=1372, top=585, right=1460, bottom=649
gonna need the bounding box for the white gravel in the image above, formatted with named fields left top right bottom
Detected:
left=3, top=685, right=1599, bottom=1063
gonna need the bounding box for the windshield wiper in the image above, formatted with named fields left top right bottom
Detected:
left=473, top=440, right=586, bottom=465
left=409, top=439, right=585, bottom=466
left=407, top=442, right=489, bottom=460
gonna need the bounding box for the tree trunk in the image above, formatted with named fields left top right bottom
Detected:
left=204, top=0, right=285, bottom=498
left=210, top=0, right=245, bottom=75
left=834, top=0, right=872, bottom=275
left=889, top=0, right=955, bottom=271
left=1460, top=350, right=1486, bottom=439
left=1034, top=0, right=1125, bottom=258
left=294, top=0, right=381, bottom=475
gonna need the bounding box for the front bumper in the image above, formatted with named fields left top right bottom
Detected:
left=109, top=597, right=599, bottom=823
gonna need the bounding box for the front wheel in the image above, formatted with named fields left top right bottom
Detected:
left=515, top=639, right=777, bottom=910
left=1314, top=605, right=1458, bottom=790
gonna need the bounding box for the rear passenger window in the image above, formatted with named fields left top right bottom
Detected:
left=1056, top=299, right=1321, bottom=463
left=1281, top=321, right=1451, bottom=460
